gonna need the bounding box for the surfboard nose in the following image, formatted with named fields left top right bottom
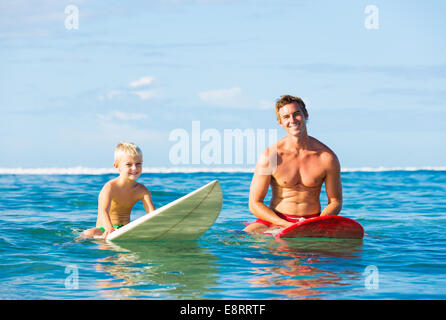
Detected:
left=208, top=180, right=219, bottom=187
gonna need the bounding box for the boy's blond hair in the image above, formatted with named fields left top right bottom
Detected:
left=114, top=142, right=143, bottom=163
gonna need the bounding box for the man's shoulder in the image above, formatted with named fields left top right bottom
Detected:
left=308, top=136, right=340, bottom=165
left=255, top=144, right=280, bottom=176
left=308, top=136, right=335, bottom=154
left=259, top=142, right=279, bottom=161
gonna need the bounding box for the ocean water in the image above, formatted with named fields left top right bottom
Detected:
left=0, top=169, right=445, bottom=300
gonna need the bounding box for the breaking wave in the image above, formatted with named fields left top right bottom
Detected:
left=0, top=166, right=445, bottom=175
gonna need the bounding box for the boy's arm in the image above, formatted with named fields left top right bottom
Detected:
left=141, top=186, right=156, bottom=213
left=98, top=183, right=115, bottom=238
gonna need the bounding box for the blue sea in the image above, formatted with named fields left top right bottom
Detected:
left=0, top=168, right=445, bottom=300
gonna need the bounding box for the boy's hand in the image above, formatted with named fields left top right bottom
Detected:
left=101, top=227, right=116, bottom=239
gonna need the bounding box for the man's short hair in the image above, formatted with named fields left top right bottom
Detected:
left=275, top=95, right=308, bottom=122
left=114, top=142, right=143, bottom=163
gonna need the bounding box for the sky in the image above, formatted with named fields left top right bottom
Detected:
left=1, top=0, right=445, bottom=169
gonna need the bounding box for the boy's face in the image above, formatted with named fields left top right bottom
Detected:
left=114, top=154, right=143, bottom=180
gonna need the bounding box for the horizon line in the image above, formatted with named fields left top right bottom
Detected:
left=0, top=166, right=445, bottom=175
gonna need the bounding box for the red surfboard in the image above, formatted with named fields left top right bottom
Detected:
left=275, top=215, right=364, bottom=239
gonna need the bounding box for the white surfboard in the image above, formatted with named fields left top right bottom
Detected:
left=106, top=180, right=222, bottom=241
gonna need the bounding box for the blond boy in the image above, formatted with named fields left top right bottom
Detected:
left=82, top=142, right=155, bottom=239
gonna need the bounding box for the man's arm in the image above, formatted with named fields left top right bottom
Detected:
left=320, top=153, right=342, bottom=216
left=248, top=150, right=294, bottom=228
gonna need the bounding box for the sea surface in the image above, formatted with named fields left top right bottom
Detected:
left=0, top=169, right=445, bottom=300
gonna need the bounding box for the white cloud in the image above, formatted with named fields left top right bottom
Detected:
left=98, top=76, right=159, bottom=101
left=97, top=111, right=148, bottom=121
left=132, top=90, right=158, bottom=100
left=98, top=90, right=122, bottom=101
left=198, top=87, right=273, bottom=110
left=128, top=76, right=155, bottom=88
left=198, top=87, right=244, bottom=107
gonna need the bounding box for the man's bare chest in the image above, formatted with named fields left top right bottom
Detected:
left=273, top=154, right=326, bottom=188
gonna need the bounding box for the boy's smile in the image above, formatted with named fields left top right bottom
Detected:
left=115, top=154, right=143, bottom=181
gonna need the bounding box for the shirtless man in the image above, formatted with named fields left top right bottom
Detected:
left=244, top=95, right=342, bottom=233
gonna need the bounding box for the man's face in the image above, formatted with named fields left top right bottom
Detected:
left=278, top=102, right=307, bottom=137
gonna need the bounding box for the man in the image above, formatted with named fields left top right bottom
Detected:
left=244, top=95, right=342, bottom=233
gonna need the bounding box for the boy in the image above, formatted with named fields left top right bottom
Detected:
left=82, top=142, right=155, bottom=239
